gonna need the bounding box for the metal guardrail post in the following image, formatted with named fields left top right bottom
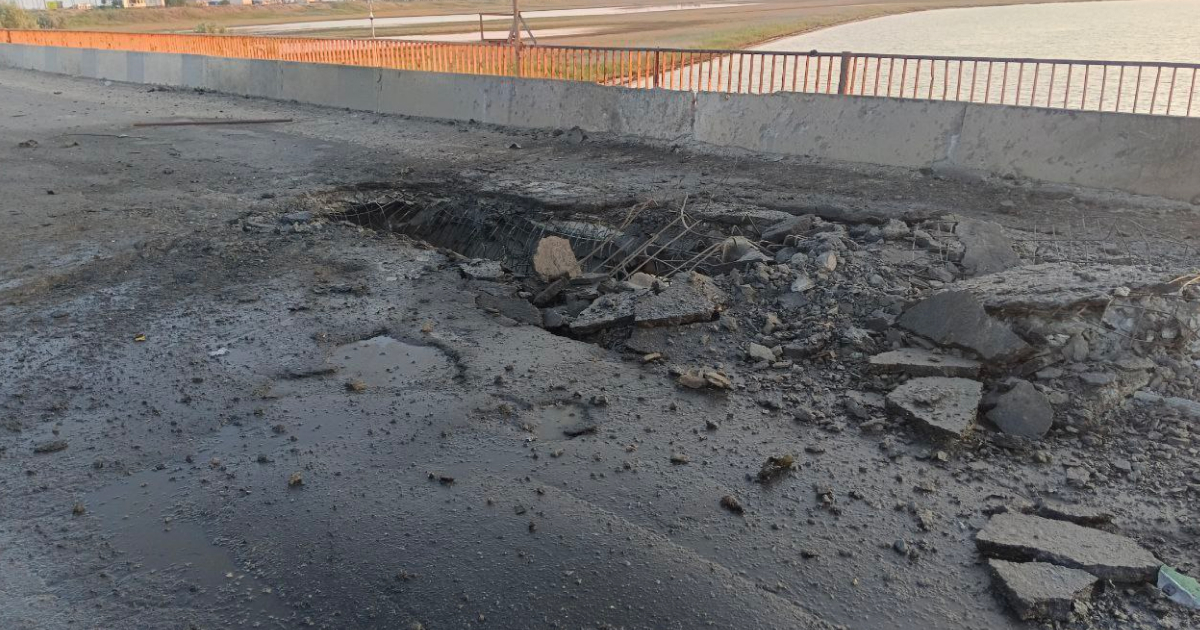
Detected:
left=653, top=50, right=660, bottom=88
left=837, top=51, right=851, bottom=95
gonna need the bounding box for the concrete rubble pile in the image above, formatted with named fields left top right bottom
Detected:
left=446, top=200, right=1198, bottom=623
left=455, top=206, right=1198, bottom=445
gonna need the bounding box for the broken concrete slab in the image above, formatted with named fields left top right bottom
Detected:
left=532, top=236, right=582, bottom=281
left=868, top=348, right=981, bottom=378
left=954, top=263, right=1172, bottom=312
left=976, top=513, right=1160, bottom=583
left=761, top=214, right=817, bottom=243
left=988, top=559, right=1098, bottom=621
left=955, top=218, right=1021, bottom=277
left=898, top=290, right=1030, bottom=362
left=569, top=290, right=644, bottom=334
left=476, top=294, right=543, bottom=327
left=634, top=273, right=724, bottom=328
left=986, top=380, right=1054, bottom=439
left=886, top=377, right=982, bottom=438
left=460, top=259, right=505, bottom=281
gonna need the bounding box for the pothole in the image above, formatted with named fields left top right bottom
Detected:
left=326, top=183, right=730, bottom=278
left=527, top=402, right=595, bottom=442
left=328, top=335, right=456, bottom=388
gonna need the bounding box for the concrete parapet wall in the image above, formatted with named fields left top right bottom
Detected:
left=3, top=43, right=1198, bottom=203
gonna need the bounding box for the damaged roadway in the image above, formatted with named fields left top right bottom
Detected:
left=2, top=66, right=1200, bottom=630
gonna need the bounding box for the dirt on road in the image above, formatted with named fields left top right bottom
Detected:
left=1, top=66, right=1199, bottom=630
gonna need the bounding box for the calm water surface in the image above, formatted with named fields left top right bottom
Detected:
left=758, top=0, right=1200, bottom=63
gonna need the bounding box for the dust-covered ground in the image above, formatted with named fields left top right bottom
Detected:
left=1, top=66, right=1199, bottom=630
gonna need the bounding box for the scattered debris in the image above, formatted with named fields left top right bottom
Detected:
left=288, top=472, right=304, bottom=487
left=33, top=440, right=68, bottom=454
left=756, top=454, right=795, bottom=483
left=18, top=139, right=38, bottom=148
left=677, top=368, right=732, bottom=390
left=669, top=453, right=690, bottom=464
left=886, top=377, right=983, bottom=438
left=208, top=347, right=229, bottom=358
left=1158, top=566, right=1200, bottom=609
left=345, top=380, right=367, bottom=392
left=975, top=513, right=1160, bottom=582
left=720, top=494, right=744, bottom=515
left=988, top=559, right=1098, bottom=621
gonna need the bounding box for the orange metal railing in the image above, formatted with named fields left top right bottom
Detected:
left=4, top=29, right=1199, bottom=117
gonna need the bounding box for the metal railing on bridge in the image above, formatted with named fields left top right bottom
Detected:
left=3, top=29, right=1198, bottom=118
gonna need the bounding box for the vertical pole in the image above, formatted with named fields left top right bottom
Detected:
left=653, top=50, right=660, bottom=88
left=368, top=0, right=376, bottom=39
left=511, top=0, right=521, bottom=77
left=836, top=51, right=851, bottom=95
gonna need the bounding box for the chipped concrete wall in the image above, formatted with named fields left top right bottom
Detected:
left=3, top=43, right=1199, bottom=203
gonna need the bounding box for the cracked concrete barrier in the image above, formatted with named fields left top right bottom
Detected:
left=693, top=90, right=967, bottom=168
left=954, top=104, right=1200, bottom=202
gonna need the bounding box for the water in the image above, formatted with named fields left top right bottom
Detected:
left=758, top=0, right=1200, bottom=64
left=658, top=0, right=1200, bottom=116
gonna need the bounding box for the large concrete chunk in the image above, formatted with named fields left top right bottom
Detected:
left=986, top=380, right=1054, bottom=439
left=476, top=294, right=542, bottom=326
left=569, top=291, right=644, bottom=334
left=898, top=290, right=1030, bottom=362
left=976, top=513, right=1160, bottom=583
left=988, top=559, right=1098, bottom=621
left=868, top=348, right=981, bottom=378
left=532, top=236, right=582, bottom=281
left=886, top=377, right=982, bottom=438
left=956, top=218, right=1021, bottom=277
left=634, top=273, right=725, bottom=328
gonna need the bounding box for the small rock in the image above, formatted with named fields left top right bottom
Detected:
left=288, top=472, right=304, bottom=487
left=986, top=380, right=1054, bottom=439
left=815, top=251, right=838, bottom=272
left=719, top=495, right=744, bottom=515
left=33, top=440, right=68, bottom=454
left=756, top=454, right=795, bottom=483
left=720, top=236, right=761, bottom=263
left=747, top=343, right=776, bottom=362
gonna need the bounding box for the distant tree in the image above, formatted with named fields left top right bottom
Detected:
left=165, top=0, right=189, bottom=6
